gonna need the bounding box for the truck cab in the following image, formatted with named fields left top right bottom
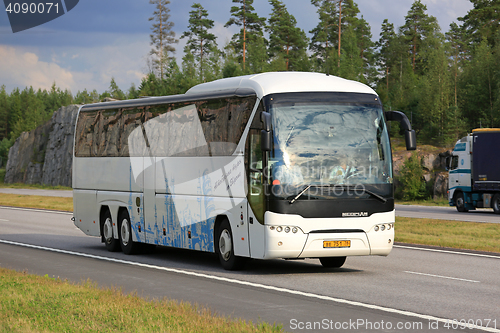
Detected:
left=448, top=136, right=472, bottom=212
left=448, top=129, right=500, bottom=214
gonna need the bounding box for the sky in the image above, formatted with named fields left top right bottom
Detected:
left=0, top=0, right=474, bottom=95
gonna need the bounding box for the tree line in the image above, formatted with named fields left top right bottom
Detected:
left=1, top=0, right=499, bottom=164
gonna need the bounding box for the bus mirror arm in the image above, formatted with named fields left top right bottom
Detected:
left=385, top=111, right=417, bottom=151
left=261, top=112, right=272, bottom=151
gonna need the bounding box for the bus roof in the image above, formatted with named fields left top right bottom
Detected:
left=186, top=72, right=377, bottom=97
left=79, top=72, right=377, bottom=112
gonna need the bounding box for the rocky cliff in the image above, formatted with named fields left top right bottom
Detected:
left=393, top=148, right=451, bottom=199
left=4, top=105, right=79, bottom=187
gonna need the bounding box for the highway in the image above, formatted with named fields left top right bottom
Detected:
left=0, top=206, right=499, bottom=332
left=396, top=204, right=500, bottom=223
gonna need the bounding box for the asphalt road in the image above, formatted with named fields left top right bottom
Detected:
left=396, top=204, right=500, bottom=223
left=1, top=206, right=499, bottom=332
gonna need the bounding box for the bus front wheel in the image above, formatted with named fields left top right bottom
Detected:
left=119, top=210, right=138, bottom=255
left=215, top=219, right=245, bottom=270
left=102, top=210, right=120, bottom=252
left=320, top=256, right=346, bottom=268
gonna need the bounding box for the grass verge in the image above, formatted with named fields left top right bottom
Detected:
left=396, top=198, right=449, bottom=206
left=0, top=193, right=73, bottom=211
left=395, top=216, right=500, bottom=253
left=0, top=268, right=283, bottom=333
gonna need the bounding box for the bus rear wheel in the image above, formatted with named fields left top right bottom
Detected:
left=215, top=219, right=245, bottom=270
left=119, top=210, right=138, bottom=255
left=320, top=256, right=346, bottom=268
left=492, top=194, right=500, bottom=214
left=102, top=210, right=120, bottom=252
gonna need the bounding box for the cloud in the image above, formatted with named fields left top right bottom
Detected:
left=0, top=45, right=75, bottom=92
left=0, top=33, right=152, bottom=94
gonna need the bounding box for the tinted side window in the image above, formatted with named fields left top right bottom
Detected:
left=75, top=107, right=144, bottom=157
left=74, top=96, right=256, bottom=157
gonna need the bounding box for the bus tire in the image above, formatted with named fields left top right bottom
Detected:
left=215, top=219, right=245, bottom=270
left=102, top=210, right=120, bottom=252
left=118, top=210, right=138, bottom=255
left=319, top=256, right=346, bottom=268
left=492, top=194, right=500, bottom=214
left=454, top=192, right=468, bottom=212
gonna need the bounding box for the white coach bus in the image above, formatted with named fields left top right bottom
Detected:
left=73, top=72, right=416, bottom=270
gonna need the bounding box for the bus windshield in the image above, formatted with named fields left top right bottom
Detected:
left=266, top=92, right=393, bottom=199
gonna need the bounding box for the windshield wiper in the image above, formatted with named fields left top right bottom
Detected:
left=288, top=184, right=387, bottom=204
left=340, top=185, right=387, bottom=203
left=289, top=185, right=311, bottom=204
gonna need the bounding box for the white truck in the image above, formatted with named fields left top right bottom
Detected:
left=448, top=128, right=500, bottom=214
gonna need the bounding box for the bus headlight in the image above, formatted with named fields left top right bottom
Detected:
left=269, top=226, right=301, bottom=234
left=373, top=223, right=394, bottom=232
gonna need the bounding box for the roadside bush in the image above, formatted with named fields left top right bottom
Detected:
left=0, top=137, right=12, bottom=168
left=396, top=152, right=427, bottom=200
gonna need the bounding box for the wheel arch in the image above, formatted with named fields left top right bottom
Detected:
left=99, top=205, right=111, bottom=242
left=213, top=214, right=229, bottom=243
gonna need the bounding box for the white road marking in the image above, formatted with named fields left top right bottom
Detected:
left=0, top=219, right=8, bottom=222
left=1, top=239, right=499, bottom=333
left=0, top=206, right=73, bottom=215
left=394, top=244, right=500, bottom=259
left=404, top=271, right=480, bottom=283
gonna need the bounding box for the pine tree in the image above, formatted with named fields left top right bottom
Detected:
left=267, top=0, right=308, bottom=71
left=225, top=0, right=266, bottom=71
left=309, top=0, right=339, bottom=73
left=0, top=85, right=9, bottom=140
left=376, top=19, right=397, bottom=103
left=399, top=0, right=441, bottom=75
left=108, top=78, right=126, bottom=100
left=74, top=89, right=94, bottom=104
left=149, top=0, right=178, bottom=78
left=458, top=0, right=500, bottom=50
left=181, top=3, right=217, bottom=81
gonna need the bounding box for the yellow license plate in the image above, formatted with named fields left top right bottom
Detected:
left=323, top=240, right=351, bottom=248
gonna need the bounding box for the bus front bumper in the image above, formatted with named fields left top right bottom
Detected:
left=262, top=211, right=395, bottom=259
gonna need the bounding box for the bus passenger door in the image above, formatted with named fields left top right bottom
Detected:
left=246, top=129, right=266, bottom=259
left=143, top=155, right=156, bottom=244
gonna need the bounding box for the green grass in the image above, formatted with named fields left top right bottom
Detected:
left=0, top=268, right=283, bottom=333
left=395, top=216, right=500, bottom=253
left=0, top=193, right=73, bottom=211
left=396, top=197, right=450, bottom=207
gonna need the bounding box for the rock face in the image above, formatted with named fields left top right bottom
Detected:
left=4, top=105, right=79, bottom=187
left=393, top=148, right=452, bottom=199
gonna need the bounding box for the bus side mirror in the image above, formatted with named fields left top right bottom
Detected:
left=385, top=111, right=417, bottom=151
left=405, top=130, right=417, bottom=151
left=261, top=112, right=272, bottom=151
